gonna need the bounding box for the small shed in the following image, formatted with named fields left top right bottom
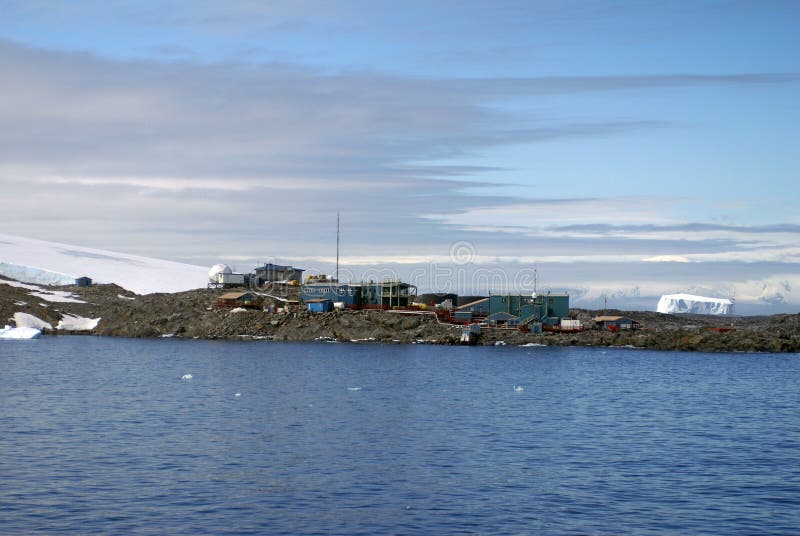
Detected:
left=593, top=315, right=639, bottom=331
left=215, top=291, right=258, bottom=309
left=306, top=299, right=334, bottom=313
left=75, top=276, right=92, bottom=287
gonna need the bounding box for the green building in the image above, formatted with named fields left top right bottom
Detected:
left=488, top=292, right=569, bottom=326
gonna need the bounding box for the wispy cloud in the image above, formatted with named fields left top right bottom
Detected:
left=0, top=30, right=798, bottom=311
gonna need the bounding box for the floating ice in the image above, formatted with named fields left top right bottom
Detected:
left=513, top=385, right=524, bottom=392
left=0, top=325, right=42, bottom=339
left=347, top=387, right=362, bottom=391
left=494, top=341, right=507, bottom=346
left=235, top=392, right=241, bottom=397
left=181, top=374, right=193, bottom=381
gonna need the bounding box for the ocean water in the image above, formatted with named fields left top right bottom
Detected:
left=1, top=337, right=799, bottom=535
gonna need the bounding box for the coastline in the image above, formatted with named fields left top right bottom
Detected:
left=3, top=279, right=799, bottom=352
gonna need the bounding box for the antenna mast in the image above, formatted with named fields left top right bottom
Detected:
left=336, top=212, right=340, bottom=283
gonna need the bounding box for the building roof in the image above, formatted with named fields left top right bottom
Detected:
left=256, top=263, right=304, bottom=272
left=361, top=280, right=415, bottom=288
left=489, top=292, right=570, bottom=297
left=456, top=297, right=490, bottom=310
left=219, top=291, right=253, bottom=300
left=303, top=282, right=360, bottom=288
left=593, top=316, right=635, bottom=322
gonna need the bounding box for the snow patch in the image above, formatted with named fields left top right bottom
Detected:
left=0, top=278, right=85, bottom=303
left=657, top=293, right=734, bottom=315
left=0, top=279, right=43, bottom=291
left=0, top=325, right=41, bottom=339
left=117, top=294, right=136, bottom=300
left=229, top=307, right=248, bottom=313
left=13, top=312, right=53, bottom=330
left=29, top=290, right=85, bottom=303
left=56, top=314, right=100, bottom=331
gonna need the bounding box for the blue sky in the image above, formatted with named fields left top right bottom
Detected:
left=0, top=1, right=798, bottom=312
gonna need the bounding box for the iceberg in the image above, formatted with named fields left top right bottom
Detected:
left=0, top=325, right=42, bottom=339
left=657, top=293, right=734, bottom=315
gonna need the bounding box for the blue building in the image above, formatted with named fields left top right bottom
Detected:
left=75, top=276, right=92, bottom=287
left=301, top=283, right=363, bottom=308
left=306, top=299, right=334, bottom=313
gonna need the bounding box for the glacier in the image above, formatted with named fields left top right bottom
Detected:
left=657, top=293, right=734, bottom=315
left=0, top=233, right=208, bottom=295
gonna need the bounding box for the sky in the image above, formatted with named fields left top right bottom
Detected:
left=0, top=0, right=798, bottom=312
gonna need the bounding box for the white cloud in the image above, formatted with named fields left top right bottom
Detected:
left=642, top=255, right=693, bottom=263
left=0, top=36, right=798, bottom=312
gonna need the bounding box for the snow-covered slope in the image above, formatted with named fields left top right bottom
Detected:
left=657, top=293, right=734, bottom=315
left=0, top=234, right=208, bottom=295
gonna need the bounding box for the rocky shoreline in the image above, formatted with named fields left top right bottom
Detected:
left=2, top=278, right=799, bottom=352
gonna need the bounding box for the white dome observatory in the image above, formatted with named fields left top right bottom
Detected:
left=208, top=263, right=232, bottom=284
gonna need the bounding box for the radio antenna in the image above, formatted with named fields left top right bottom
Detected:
left=336, top=212, right=340, bottom=283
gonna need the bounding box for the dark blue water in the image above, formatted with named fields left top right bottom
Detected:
left=1, top=337, right=799, bottom=534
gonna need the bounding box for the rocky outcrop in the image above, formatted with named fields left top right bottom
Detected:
left=2, top=277, right=798, bottom=351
